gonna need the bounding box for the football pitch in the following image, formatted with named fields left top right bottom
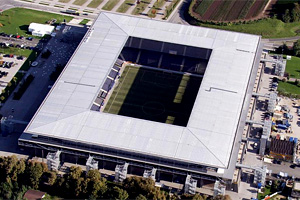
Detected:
left=103, top=66, right=202, bottom=126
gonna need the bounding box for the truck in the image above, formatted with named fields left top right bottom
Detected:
left=65, top=9, right=80, bottom=16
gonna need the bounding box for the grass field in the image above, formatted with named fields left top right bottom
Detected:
left=0, top=8, right=73, bottom=36
left=102, top=0, right=120, bottom=11
left=73, top=0, right=88, bottom=6
left=278, top=81, right=300, bottom=95
left=117, top=0, right=135, bottom=13
left=197, top=18, right=300, bottom=38
left=79, top=19, right=90, bottom=25
left=104, top=66, right=202, bottom=126
left=285, top=56, right=300, bottom=79
left=148, top=0, right=166, bottom=18
left=58, top=0, right=71, bottom=3
left=87, top=0, right=103, bottom=8
left=0, top=47, right=32, bottom=57
left=132, top=0, right=151, bottom=15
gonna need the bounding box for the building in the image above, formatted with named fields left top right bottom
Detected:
left=19, top=13, right=262, bottom=191
left=28, top=23, right=54, bottom=37
left=269, top=137, right=294, bottom=161
left=23, top=190, right=46, bottom=200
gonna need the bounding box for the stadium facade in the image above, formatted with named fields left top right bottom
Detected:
left=19, top=13, right=262, bottom=191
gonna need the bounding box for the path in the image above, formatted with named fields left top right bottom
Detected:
left=126, top=1, right=137, bottom=15
left=111, top=0, right=123, bottom=12
left=141, top=0, right=156, bottom=16
left=154, top=0, right=168, bottom=19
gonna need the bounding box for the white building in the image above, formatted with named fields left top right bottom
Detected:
left=28, top=23, right=55, bottom=37
left=19, top=12, right=262, bottom=192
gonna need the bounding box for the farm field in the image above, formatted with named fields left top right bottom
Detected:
left=190, top=0, right=269, bottom=22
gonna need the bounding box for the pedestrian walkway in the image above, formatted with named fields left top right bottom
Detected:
left=141, top=0, right=156, bottom=16
left=13, top=0, right=180, bottom=21
left=111, top=0, right=124, bottom=12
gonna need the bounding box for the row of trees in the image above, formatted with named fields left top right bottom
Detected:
left=0, top=155, right=231, bottom=200
left=282, top=3, right=300, bottom=23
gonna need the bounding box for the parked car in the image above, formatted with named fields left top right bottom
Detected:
left=27, top=37, right=33, bottom=41
left=297, top=108, right=300, bottom=116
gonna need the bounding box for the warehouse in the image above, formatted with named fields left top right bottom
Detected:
left=19, top=13, right=262, bottom=191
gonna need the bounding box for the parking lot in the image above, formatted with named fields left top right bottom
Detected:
left=0, top=24, right=87, bottom=157
left=0, top=54, right=26, bottom=93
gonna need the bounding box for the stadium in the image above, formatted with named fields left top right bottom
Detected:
left=19, top=13, right=262, bottom=192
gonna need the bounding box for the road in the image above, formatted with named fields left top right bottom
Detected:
left=168, top=0, right=190, bottom=24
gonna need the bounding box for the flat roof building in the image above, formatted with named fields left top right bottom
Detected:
left=19, top=12, right=262, bottom=190
left=28, top=23, right=54, bottom=37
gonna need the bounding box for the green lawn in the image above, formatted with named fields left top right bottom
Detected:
left=58, top=0, right=71, bottom=3
left=117, top=0, right=135, bottom=13
left=79, top=19, right=90, bottom=25
left=197, top=18, right=300, bottom=38
left=104, top=66, right=202, bottom=126
left=0, top=47, right=32, bottom=57
left=102, top=0, right=120, bottom=11
left=0, top=8, right=73, bottom=36
left=278, top=81, right=300, bottom=96
left=257, top=186, right=272, bottom=200
left=285, top=56, right=300, bottom=79
left=164, top=0, right=180, bottom=19
left=132, top=0, right=151, bottom=15
left=87, top=0, right=103, bottom=8
left=73, top=0, right=88, bottom=6
left=148, top=0, right=166, bottom=18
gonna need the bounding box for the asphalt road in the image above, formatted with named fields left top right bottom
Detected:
left=168, top=0, right=190, bottom=24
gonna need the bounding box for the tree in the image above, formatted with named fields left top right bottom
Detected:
left=181, top=193, right=204, bottom=200
left=110, top=186, right=129, bottom=200
left=291, top=3, right=300, bottom=22
left=123, top=176, right=166, bottom=200
left=283, top=9, right=291, bottom=23
left=24, top=161, right=47, bottom=189
left=136, top=194, right=147, bottom=200
left=294, top=39, right=300, bottom=56
left=123, top=176, right=156, bottom=198
left=213, top=195, right=231, bottom=200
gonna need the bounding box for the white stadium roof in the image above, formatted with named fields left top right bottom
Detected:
left=25, top=13, right=260, bottom=169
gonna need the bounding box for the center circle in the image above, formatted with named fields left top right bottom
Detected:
left=142, top=102, right=165, bottom=116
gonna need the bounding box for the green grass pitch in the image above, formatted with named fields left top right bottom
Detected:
left=103, top=66, right=202, bottom=126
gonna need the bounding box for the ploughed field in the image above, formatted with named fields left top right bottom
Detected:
left=190, top=0, right=269, bottom=22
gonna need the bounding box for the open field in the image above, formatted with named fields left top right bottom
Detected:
left=0, top=47, right=32, bottom=57
left=0, top=8, right=73, bottom=36
left=278, top=81, right=300, bottom=96
left=58, top=0, right=71, bottom=3
left=132, top=0, right=151, bottom=15
left=285, top=56, right=300, bottom=79
left=190, top=0, right=268, bottom=22
left=196, top=18, right=300, bottom=38
left=104, top=66, right=202, bottom=126
left=79, top=19, right=90, bottom=25
left=87, top=0, right=103, bottom=8
left=117, top=0, right=135, bottom=13
left=73, top=0, right=88, bottom=6
left=102, top=0, right=120, bottom=11
left=148, top=0, right=166, bottom=18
